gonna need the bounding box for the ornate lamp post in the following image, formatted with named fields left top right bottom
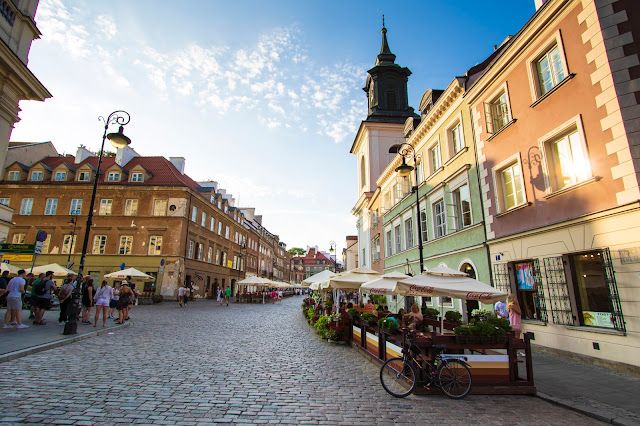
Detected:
left=329, top=240, right=337, bottom=273
left=66, top=213, right=79, bottom=270
left=64, top=110, right=132, bottom=335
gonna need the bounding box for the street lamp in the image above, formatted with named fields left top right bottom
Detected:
left=66, top=213, right=79, bottom=269
left=329, top=240, right=337, bottom=273
left=390, top=143, right=424, bottom=274
left=64, top=110, right=132, bottom=335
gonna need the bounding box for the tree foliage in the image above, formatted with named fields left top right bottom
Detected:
left=288, top=247, right=306, bottom=256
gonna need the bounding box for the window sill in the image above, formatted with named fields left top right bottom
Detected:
left=425, top=166, right=444, bottom=181
left=522, top=319, right=547, bottom=326
left=443, top=147, right=468, bottom=168
left=486, top=119, right=517, bottom=142
left=543, top=176, right=602, bottom=200
left=495, top=202, right=532, bottom=217
left=529, top=74, right=576, bottom=108
left=564, top=325, right=626, bottom=336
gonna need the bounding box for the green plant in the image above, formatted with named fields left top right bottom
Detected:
left=378, top=317, right=399, bottom=330
left=347, top=308, right=358, bottom=317
left=361, top=313, right=377, bottom=324
left=306, top=307, right=315, bottom=320
left=424, top=308, right=440, bottom=318
left=453, top=325, right=472, bottom=336
left=315, top=315, right=330, bottom=339
left=487, top=316, right=511, bottom=332
left=471, top=308, right=493, bottom=318
left=445, top=310, right=462, bottom=323
left=370, top=294, right=386, bottom=306
left=326, top=329, right=340, bottom=341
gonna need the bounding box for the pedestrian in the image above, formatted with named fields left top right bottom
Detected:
left=494, top=299, right=509, bottom=320
left=81, top=276, right=95, bottom=324
left=3, top=269, right=28, bottom=328
left=177, top=285, right=185, bottom=307
left=34, top=270, right=56, bottom=325
left=29, top=273, right=45, bottom=319
left=0, top=270, right=10, bottom=325
left=277, top=289, right=283, bottom=304
left=108, top=282, right=120, bottom=319
left=507, top=294, right=522, bottom=339
left=271, top=289, right=276, bottom=304
left=225, top=286, right=231, bottom=306
left=94, top=280, right=113, bottom=327
left=58, top=278, right=74, bottom=325
left=116, top=283, right=134, bottom=324
left=183, top=284, right=190, bottom=307
left=217, top=287, right=223, bottom=305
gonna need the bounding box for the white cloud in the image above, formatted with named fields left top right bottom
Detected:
left=95, top=15, right=117, bottom=40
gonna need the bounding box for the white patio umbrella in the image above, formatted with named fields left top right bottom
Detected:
left=237, top=276, right=271, bottom=286
left=104, top=267, right=154, bottom=281
left=321, top=266, right=380, bottom=290
left=31, top=263, right=75, bottom=276
left=360, top=271, right=410, bottom=312
left=0, top=262, right=20, bottom=275
left=301, top=269, right=337, bottom=288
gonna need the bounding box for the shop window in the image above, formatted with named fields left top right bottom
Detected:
left=513, top=260, right=547, bottom=321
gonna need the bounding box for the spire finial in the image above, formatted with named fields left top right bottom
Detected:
left=382, top=14, right=385, bottom=28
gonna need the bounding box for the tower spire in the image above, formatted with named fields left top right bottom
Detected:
left=377, top=17, right=396, bottom=65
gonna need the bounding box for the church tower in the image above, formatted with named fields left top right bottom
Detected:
left=363, top=24, right=418, bottom=123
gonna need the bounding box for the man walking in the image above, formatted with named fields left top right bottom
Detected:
left=34, top=270, right=56, bottom=325
left=0, top=270, right=10, bottom=325
left=4, top=269, right=28, bottom=328
left=225, top=286, right=231, bottom=306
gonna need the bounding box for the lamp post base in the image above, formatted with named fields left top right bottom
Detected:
left=63, top=290, right=82, bottom=335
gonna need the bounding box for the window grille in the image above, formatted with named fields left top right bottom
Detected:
left=531, top=259, right=548, bottom=323
left=543, top=256, right=573, bottom=325
left=492, top=263, right=510, bottom=294
left=601, top=248, right=626, bottom=332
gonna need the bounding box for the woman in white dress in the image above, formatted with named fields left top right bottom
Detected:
left=217, top=288, right=223, bottom=305
left=177, top=286, right=185, bottom=307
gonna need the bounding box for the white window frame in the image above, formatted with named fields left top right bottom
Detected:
left=492, top=153, right=527, bottom=213
left=12, top=233, right=26, bottom=243
left=44, top=198, right=58, bottom=215
left=62, top=234, right=77, bottom=254
left=526, top=30, right=570, bottom=101
left=188, top=240, right=195, bottom=259
left=131, top=172, right=143, bottom=182
left=20, top=198, right=33, bottom=215
left=210, top=217, right=215, bottom=231
left=8, top=171, right=20, bottom=180
left=107, top=172, right=120, bottom=182
left=153, top=199, right=167, bottom=216
left=119, top=236, right=133, bottom=255
left=394, top=224, right=401, bottom=253
left=452, top=183, right=472, bottom=230
left=93, top=235, right=107, bottom=254
left=420, top=209, right=428, bottom=242
left=78, top=171, right=90, bottom=181
left=191, top=206, right=197, bottom=222
left=446, top=113, right=465, bottom=158
left=70, top=199, right=83, bottom=215
left=54, top=171, right=66, bottom=181
left=148, top=236, right=162, bottom=255
left=538, top=115, right=592, bottom=195
left=124, top=199, right=138, bottom=216
left=225, top=226, right=230, bottom=240
left=201, top=212, right=206, bottom=226
left=404, top=217, right=414, bottom=249
left=30, top=171, right=43, bottom=181
left=483, top=82, right=513, bottom=135
left=432, top=198, right=447, bottom=239
left=207, top=247, right=213, bottom=263
left=427, top=138, right=442, bottom=176
left=0, top=197, right=9, bottom=206
left=99, top=199, right=113, bottom=215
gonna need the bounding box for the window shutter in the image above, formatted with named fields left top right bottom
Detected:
left=484, top=102, right=494, bottom=134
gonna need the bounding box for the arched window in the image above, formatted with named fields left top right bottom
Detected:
left=360, top=156, right=366, bottom=188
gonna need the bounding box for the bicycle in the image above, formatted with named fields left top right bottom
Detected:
left=379, top=330, right=472, bottom=399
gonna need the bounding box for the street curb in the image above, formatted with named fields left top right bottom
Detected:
left=536, top=392, right=638, bottom=425
left=0, top=321, right=131, bottom=363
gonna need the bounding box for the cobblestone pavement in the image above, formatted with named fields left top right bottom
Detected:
left=0, top=297, right=602, bottom=425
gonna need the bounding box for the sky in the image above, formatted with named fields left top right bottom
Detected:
left=11, top=0, right=536, bottom=256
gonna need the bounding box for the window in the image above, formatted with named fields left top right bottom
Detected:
left=513, top=260, right=546, bottom=321
left=428, top=142, right=441, bottom=174
left=153, top=199, right=167, bottom=216
left=44, top=199, right=58, bottom=215
left=131, top=173, right=143, bottom=182
left=54, top=172, right=66, bottom=181
left=207, top=247, right=213, bottom=263
left=217, top=222, right=223, bottom=235
left=433, top=199, right=446, bottom=238
left=449, top=121, right=465, bottom=155
left=8, top=171, right=19, bottom=180
left=188, top=240, right=195, bottom=259
left=360, top=156, right=366, bottom=189
left=420, top=210, right=428, bottom=242
left=12, top=233, right=25, bottom=243
left=543, top=128, right=591, bottom=192
left=148, top=236, right=162, bottom=255
left=93, top=235, right=107, bottom=254
left=537, top=44, right=566, bottom=96
left=69, top=199, right=83, bottom=215
left=119, top=236, right=133, bottom=255
left=201, top=212, right=206, bottom=226
left=62, top=234, right=77, bottom=254
left=225, top=226, right=230, bottom=240
left=20, top=198, right=33, bottom=215
left=395, top=225, right=401, bottom=253
left=107, top=172, right=120, bottom=181
left=99, top=199, right=113, bottom=215
left=484, top=90, right=511, bottom=134
left=498, top=162, right=526, bottom=211
left=191, top=206, right=197, bottom=222
left=30, top=171, right=43, bottom=181
left=395, top=176, right=411, bottom=200
left=216, top=249, right=221, bottom=265
left=124, top=199, right=138, bottom=216
left=197, top=243, right=204, bottom=261
left=452, top=185, right=472, bottom=230
left=222, top=251, right=227, bottom=267
left=416, top=160, right=424, bottom=185
left=0, top=198, right=9, bottom=206
left=405, top=218, right=414, bottom=249
left=210, top=217, right=215, bottom=231
left=78, top=171, right=90, bottom=181
left=41, top=234, right=51, bottom=254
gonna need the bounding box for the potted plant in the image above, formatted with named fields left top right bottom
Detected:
left=453, top=324, right=473, bottom=343
left=424, top=307, right=440, bottom=319
left=470, top=308, right=493, bottom=322
left=315, top=315, right=329, bottom=339
left=361, top=313, right=377, bottom=327
left=347, top=307, right=359, bottom=319
left=444, top=310, right=462, bottom=324
left=378, top=317, right=399, bottom=335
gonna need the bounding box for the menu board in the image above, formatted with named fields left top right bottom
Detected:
left=582, top=311, right=614, bottom=328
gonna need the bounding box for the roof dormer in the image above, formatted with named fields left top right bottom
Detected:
left=52, top=163, right=76, bottom=182
left=75, top=164, right=96, bottom=182
left=105, top=164, right=128, bottom=183
left=4, top=162, right=28, bottom=181
left=128, top=164, right=152, bottom=183
left=29, top=162, right=52, bottom=182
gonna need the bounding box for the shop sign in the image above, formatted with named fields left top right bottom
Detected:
left=582, top=311, right=614, bottom=328
left=0, top=243, right=35, bottom=254
left=2, top=254, right=34, bottom=262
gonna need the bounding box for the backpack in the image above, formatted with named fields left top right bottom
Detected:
left=34, top=280, right=48, bottom=296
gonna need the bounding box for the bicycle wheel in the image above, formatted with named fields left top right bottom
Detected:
left=380, top=357, right=417, bottom=398
left=437, top=359, right=472, bottom=399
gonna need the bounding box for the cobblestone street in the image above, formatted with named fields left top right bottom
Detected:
left=0, top=296, right=601, bottom=425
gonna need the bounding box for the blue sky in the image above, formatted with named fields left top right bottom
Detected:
left=11, top=0, right=536, bottom=255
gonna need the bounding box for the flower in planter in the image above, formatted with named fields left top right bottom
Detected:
left=445, top=310, right=462, bottom=323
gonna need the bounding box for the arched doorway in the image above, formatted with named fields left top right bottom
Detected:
left=460, top=263, right=478, bottom=320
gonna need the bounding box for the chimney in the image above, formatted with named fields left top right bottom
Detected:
left=169, top=157, right=185, bottom=174
left=534, top=0, right=545, bottom=10
left=75, top=146, right=95, bottom=164
left=116, top=145, right=139, bottom=167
